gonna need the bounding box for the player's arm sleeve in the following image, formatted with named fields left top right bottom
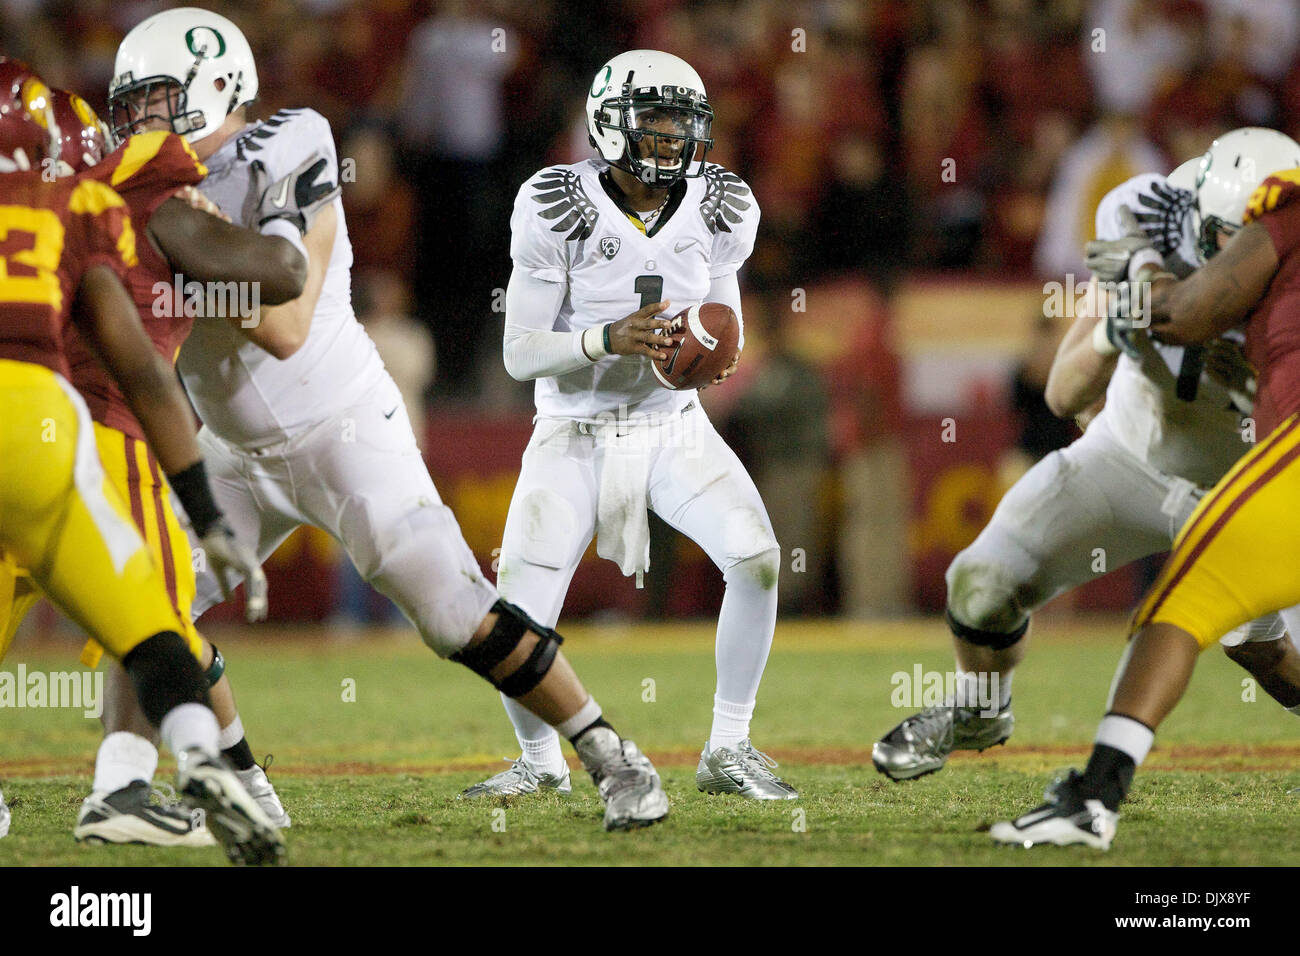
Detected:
left=502, top=174, right=602, bottom=380
left=706, top=271, right=745, bottom=352
left=502, top=267, right=599, bottom=381
left=707, top=171, right=758, bottom=351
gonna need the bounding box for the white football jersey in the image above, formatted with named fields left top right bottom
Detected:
left=510, top=159, right=759, bottom=422
left=1090, top=173, right=1251, bottom=486
left=180, top=108, right=388, bottom=447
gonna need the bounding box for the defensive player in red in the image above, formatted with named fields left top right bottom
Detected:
left=0, top=80, right=321, bottom=844
left=0, top=60, right=280, bottom=864
left=992, top=127, right=1300, bottom=849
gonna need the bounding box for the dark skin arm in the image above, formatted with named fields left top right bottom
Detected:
left=1144, top=221, right=1280, bottom=345
left=73, top=264, right=202, bottom=474
left=148, top=196, right=307, bottom=306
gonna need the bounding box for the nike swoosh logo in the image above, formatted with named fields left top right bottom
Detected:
left=270, top=177, right=290, bottom=209
left=383, top=406, right=398, bottom=419
left=674, top=239, right=699, bottom=253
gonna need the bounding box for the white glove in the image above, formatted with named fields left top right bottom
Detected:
left=200, top=522, right=268, bottom=622
left=247, top=153, right=340, bottom=236
left=1086, top=206, right=1158, bottom=282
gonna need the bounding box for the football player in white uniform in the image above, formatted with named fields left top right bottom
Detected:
left=873, top=147, right=1300, bottom=782
left=461, top=50, right=796, bottom=802
left=106, top=7, right=669, bottom=833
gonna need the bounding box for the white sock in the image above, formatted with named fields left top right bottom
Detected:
left=553, top=695, right=602, bottom=740
left=1095, top=713, right=1155, bottom=765
left=217, top=714, right=245, bottom=751
left=92, top=732, right=157, bottom=794
left=709, top=696, right=755, bottom=752
left=158, top=703, right=220, bottom=758
left=714, top=552, right=778, bottom=710
left=954, top=670, right=1012, bottom=710
left=501, top=693, right=566, bottom=772
left=998, top=672, right=1013, bottom=708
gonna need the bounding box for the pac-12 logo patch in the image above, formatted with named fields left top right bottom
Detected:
left=599, top=236, right=621, bottom=260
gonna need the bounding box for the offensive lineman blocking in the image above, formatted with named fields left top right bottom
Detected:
left=873, top=147, right=1300, bottom=783
left=107, top=6, right=669, bottom=831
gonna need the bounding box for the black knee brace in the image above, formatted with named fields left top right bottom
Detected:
left=205, top=642, right=226, bottom=688
left=945, top=608, right=1028, bottom=651
left=121, top=631, right=210, bottom=727
left=451, top=599, right=563, bottom=698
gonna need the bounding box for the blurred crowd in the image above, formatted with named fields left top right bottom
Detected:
left=6, top=0, right=1300, bottom=616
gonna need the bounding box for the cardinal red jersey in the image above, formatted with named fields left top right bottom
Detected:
left=1242, top=168, right=1300, bottom=435
left=65, top=131, right=207, bottom=439
left=0, top=171, right=137, bottom=377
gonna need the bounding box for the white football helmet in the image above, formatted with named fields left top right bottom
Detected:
left=1166, top=157, right=1200, bottom=192
left=586, top=50, right=713, bottom=187
left=108, top=6, right=258, bottom=144
left=1195, top=127, right=1300, bottom=259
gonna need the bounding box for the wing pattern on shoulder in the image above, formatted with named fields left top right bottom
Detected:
left=699, top=164, right=752, bottom=235
left=530, top=167, right=599, bottom=242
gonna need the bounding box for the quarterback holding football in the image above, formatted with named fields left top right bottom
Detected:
left=464, top=50, right=797, bottom=802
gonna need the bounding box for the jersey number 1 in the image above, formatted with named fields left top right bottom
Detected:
left=634, top=275, right=663, bottom=310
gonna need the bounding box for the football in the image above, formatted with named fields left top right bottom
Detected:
left=651, top=302, right=740, bottom=390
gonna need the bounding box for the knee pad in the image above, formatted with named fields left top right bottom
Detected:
left=121, top=631, right=210, bottom=727
left=451, top=599, right=564, bottom=697
left=725, top=546, right=780, bottom=592
left=945, top=552, right=1028, bottom=637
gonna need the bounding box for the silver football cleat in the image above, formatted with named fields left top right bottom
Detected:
left=573, top=727, right=668, bottom=831
left=696, top=739, right=799, bottom=800
left=459, top=757, right=573, bottom=799
left=873, top=701, right=1014, bottom=781
left=177, top=750, right=285, bottom=866
left=235, top=759, right=291, bottom=829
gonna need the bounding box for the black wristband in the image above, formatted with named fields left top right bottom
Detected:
left=602, top=323, right=613, bottom=355
left=167, top=460, right=223, bottom=538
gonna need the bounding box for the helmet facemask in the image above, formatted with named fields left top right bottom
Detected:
left=108, top=74, right=206, bottom=143
left=1197, top=215, right=1239, bottom=262
left=595, top=85, right=713, bottom=187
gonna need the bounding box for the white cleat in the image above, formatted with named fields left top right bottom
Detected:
left=75, top=781, right=215, bottom=847
left=0, top=788, right=10, bottom=838
left=177, top=750, right=285, bottom=866
left=235, top=758, right=291, bottom=829
left=990, top=771, right=1118, bottom=850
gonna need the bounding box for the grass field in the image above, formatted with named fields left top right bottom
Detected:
left=2, top=616, right=1298, bottom=866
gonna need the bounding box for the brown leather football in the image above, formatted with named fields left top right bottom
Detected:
left=651, top=303, right=740, bottom=390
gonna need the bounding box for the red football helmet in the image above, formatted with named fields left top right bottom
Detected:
left=0, top=57, right=60, bottom=172
left=51, top=88, right=107, bottom=174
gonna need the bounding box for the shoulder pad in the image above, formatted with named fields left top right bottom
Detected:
left=234, top=108, right=334, bottom=165
left=525, top=164, right=599, bottom=242
left=699, top=164, right=754, bottom=235
left=92, top=131, right=205, bottom=198
left=1244, top=169, right=1300, bottom=224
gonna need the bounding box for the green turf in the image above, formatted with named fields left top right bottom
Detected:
left=1, top=617, right=1297, bottom=865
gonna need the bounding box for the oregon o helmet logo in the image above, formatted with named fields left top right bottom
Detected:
left=590, top=65, right=612, bottom=98
left=185, top=26, right=226, bottom=58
